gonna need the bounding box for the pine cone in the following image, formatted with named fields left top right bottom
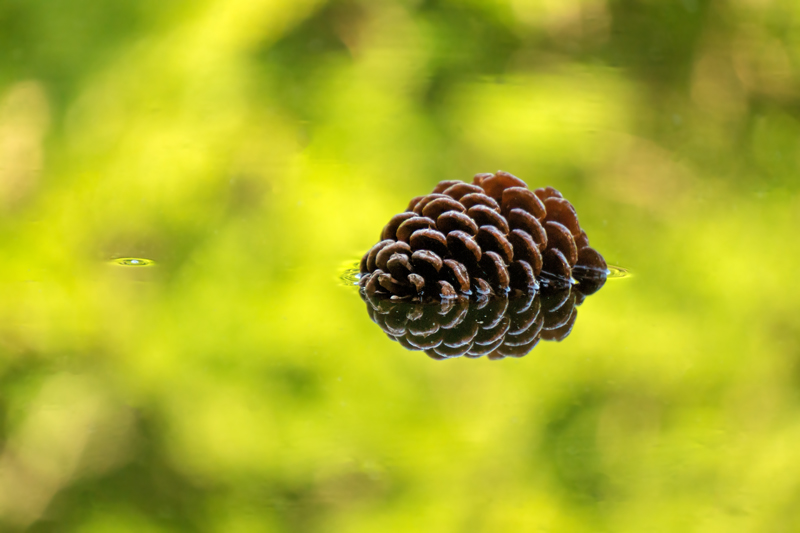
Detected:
left=362, top=282, right=600, bottom=360
left=359, top=171, right=607, bottom=300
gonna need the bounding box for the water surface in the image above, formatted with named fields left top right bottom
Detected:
left=0, top=1, right=799, bottom=532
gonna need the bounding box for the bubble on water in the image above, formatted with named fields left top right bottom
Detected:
left=110, top=257, right=156, bottom=267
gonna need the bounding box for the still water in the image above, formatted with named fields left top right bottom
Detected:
left=1, top=0, right=800, bottom=532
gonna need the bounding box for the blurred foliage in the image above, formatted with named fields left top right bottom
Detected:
left=0, top=0, right=799, bottom=531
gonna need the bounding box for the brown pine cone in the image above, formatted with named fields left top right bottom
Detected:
left=361, top=283, right=599, bottom=360
left=359, top=170, right=606, bottom=300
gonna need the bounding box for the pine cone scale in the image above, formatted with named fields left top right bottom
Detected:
left=422, top=197, right=465, bottom=219
left=469, top=205, right=510, bottom=234
left=446, top=230, right=482, bottom=267
left=442, top=182, right=484, bottom=200
left=501, top=187, right=546, bottom=219
left=508, top=209, right=548, bottom=250
left=375, top=241, right=411, bottom=271
left=396, top=217, right=435, bottom=243
left=460, top=193, right=500, bottom=211
left=436, top=211, right=478, bottom=236
left=387, top=254, right=413, bottom=280
left=476, top=225, right=514, bottom=264
left=543, top=221, right=578, bottom=267
left=382, top=212, right=418, bottom=241
left=543, top=197, right=581, bottom=236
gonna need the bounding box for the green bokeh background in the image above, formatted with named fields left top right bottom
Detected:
left=1, top=0, right=799, bottom=531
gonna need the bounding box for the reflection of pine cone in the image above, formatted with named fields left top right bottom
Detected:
left=362, top=283, right=600, bottom=360
left=359, top=171, right=607, bottom=300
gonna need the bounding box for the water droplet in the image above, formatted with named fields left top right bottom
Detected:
left=110, top=257, right=156, bottom=267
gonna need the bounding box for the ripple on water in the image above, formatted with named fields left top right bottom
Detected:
left=110, top=257, right=156, bottom=267
left=606, top=265, right=630, bottom=279
left=339, top=262, right=361, bottom=286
